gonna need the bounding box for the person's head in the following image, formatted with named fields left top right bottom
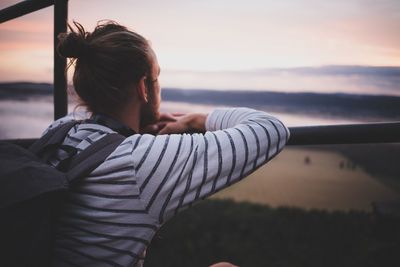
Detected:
left=57, top=20, right=161, bottom=127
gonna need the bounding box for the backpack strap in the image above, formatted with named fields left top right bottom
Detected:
left=66, top=133, right=125, bottom=184
left=29, top=120, right=125, bottom=185
left=29, top=120, right=80, bottom=155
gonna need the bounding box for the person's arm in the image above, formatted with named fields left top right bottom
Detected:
left=129, top=108, right=290, bottom=224
left=158, top=113, right=207, bottom=135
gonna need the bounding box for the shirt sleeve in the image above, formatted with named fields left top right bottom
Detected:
left=131, top=107, right=290, bottom=224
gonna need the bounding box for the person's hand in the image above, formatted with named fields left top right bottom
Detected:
left=209, top=263, right=238, bottom=267
left=158, top=113, right=207, bottom=135
left=140, top=113, right=181, bottom=134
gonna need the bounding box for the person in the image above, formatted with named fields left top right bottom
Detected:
left=49, top=20, right=290, bottom=267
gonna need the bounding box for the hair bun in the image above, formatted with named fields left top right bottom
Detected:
left=57, top=31, right=88, bottom=59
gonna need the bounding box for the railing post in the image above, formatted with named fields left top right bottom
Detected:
left=53, top=0, right=68, bottom=120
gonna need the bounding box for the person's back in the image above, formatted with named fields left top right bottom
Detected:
left=49, top=21, right=290, bottom=267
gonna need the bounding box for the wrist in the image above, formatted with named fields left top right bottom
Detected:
left=187, top=113, right=207, bottom=133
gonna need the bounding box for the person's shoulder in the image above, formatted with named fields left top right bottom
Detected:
left=42, top=111, right=89, bottom=136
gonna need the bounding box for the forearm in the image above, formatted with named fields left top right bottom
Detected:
left=158, top=113, right=207, bottom=135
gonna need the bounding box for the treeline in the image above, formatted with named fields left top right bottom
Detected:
left=0, top=82, right=52, bottom=99
left=146, top=199, right=399, bottom=267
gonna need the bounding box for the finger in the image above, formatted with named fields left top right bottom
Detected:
left=158, top=125, right=170, bottom=135
left=159, top=113, right=176, bottom=122
left=156, top=121, right=168, bottom=128
left=172, top=112, right=185, bottom=117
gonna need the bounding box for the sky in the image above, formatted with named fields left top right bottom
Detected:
left=0, top=0, right=399, bottom=94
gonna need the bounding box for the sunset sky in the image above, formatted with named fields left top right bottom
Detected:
left=0, top=0, right=399, bottom=94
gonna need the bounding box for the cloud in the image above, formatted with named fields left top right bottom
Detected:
left=162, top=65, right=400, bottom=96
left=276, top=66, right=400, bottom=77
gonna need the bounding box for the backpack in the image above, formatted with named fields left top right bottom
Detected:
left=0, top=121, right=125, bottom=267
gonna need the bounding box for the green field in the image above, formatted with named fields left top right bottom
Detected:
left=212, top=147, right=398, bottom=212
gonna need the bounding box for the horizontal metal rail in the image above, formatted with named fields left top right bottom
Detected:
left=287, top=121, right=400, bottom=145
left=7, top=122, right=400, bottom=148
left=0, top=0, right=54, bottom=23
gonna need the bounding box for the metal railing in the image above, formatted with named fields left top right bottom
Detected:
left=1, top=0, right=400, bottom=146
left=0, top=0, right=68, bottom=120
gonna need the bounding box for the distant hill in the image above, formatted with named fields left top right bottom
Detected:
left=1, top=82, right=400, bottom=120
left=162, top=88, right=400, bottom=120
left=0, top=82, right=52, bottom=99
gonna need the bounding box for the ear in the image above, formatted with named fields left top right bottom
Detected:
left=137, top=76, right=148, bottom=103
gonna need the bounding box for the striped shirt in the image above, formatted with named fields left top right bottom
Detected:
left=48, top=108, right=290, bottom=267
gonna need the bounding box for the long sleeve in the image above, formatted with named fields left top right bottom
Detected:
left=131, top=108, right=290, bottom=224
left=50, top=107, right=289, bottom=267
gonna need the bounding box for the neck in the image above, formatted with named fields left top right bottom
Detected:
left=115, top=99, right=141, bottom=133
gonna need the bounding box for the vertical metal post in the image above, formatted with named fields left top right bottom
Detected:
left=53, top=0, right=68, bottom=120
